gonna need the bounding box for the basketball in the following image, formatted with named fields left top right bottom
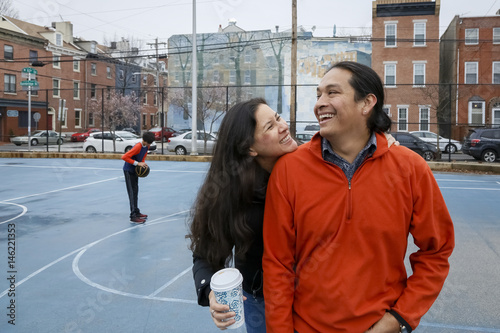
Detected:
left=135, top=164, right=150, bottom=177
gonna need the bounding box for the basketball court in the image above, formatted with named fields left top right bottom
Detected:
left=0, top=158, right=499, bottom=332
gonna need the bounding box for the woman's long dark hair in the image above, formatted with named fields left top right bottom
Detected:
left=187, top=98, right=267, bottom=270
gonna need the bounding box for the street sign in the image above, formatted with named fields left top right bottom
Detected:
left=22, top=67, right=38, bottom=74
left=20, top=80, right=39, bottom=86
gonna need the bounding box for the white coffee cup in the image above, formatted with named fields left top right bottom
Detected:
left=210, top=268, right=245, bottom=329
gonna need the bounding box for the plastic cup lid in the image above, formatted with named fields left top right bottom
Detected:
left=210, top=268, right=243, bottom=291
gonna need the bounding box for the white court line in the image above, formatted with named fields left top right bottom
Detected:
left=2, top=177, right=123, bottom=202
left=436, top=179, right=500, bottom=183
left=149, top=266, right=193, bottom=297
left=0, top=211, right=193, bottom=303
left=0, top=201, right=27, bottom=225
left=0, top=164, right=207, bottom=173
left=71, top=213, right=196, bottom=304
left=440, top=187, right=500, bottom=191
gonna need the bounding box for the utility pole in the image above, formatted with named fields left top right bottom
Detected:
left=290, top=0, right=297, bottom=138
left=146, top=38, right=166, bottom=123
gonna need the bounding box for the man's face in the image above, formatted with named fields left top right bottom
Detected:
left=314, top=68, right=366, bottom=141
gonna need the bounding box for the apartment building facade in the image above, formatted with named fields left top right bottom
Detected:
left=0, top=16, right=160, bottom=142
left=440, top=14, right=500, bottom=139
left=372, top=0, right=441, bottom=134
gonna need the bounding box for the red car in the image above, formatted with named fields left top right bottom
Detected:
left=148, top=127, right=177, bottom=141
left=71, top=128, right=100, bottom=142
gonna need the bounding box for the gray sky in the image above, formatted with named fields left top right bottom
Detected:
left=13, top=0, right=500, bottom=47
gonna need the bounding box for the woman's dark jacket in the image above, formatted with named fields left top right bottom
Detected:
left=192, top=166, right=269, bottom=306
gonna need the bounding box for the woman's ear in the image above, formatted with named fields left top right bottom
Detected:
left=249, top=147, right=258, bottom=157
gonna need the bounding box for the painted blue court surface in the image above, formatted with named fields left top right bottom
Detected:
left=0, top=158, right=499, bottom=333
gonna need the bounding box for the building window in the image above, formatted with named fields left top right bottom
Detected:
left=4, top=74, right=16, bottom=93
left=150, top=114, right=155, bottom=126
left=413, top=21, right=426, bottom=46
left=142, top=75, right=147, bottom=85
left=75, top=109, right=82, bottom=127
left=73, top=59, right=80, bottom=71
left=73, top=82, right=80, bottom=99
left=119, top=69, right=124, bottom=80
left=419, top=107, right=430, bottom=131
left=174, top=72, right=180, bottom=82
left=465, top=28, right=479, bottom=45
left=106, top=66, right=111, bottom=79
left=469, top=101, right=484, bottom=125
left=143, top=93, right=147, bottom=104
left=493, top=105, right=500, bottom=125
left=398, top=107, right=408, bottom=131
left=494, top=28, right=500, bottom=44
left=229, top=70, right=236, bottom=84
left=4, top=45, right=13, bottom=60
left=142, top=114, right=147, bottom=128
left=89, top=112, right=94, bottom=126
left=465, top=62, right=478, bottom=84
left=55, top=33, right=63, bottom=46
left=493, top=62, right=500, bottom=84
left=30, top=50, right=38, bottom=64
left=90, top=43, right=96, bottom=54
left=384, top=63, right=396, bottom=87
left=244, top=50, right=251, bottom=63
left=91, top=84, right=96, bottom=99
left=154, top=93, right=158, bottom=106
left=53, top=55, right=61, bottom=68
left=53, top=79, right=60, bottom=97
left=213, top=70, right=220, bottom=83
left=91, top=63, right=97, bottom=75
left=382, top=105, right=391, bottom=117
left=244, top=70, right=251, bottom=84
left=385, top=23, right=397, bottom=47
left=413, top=62, right=426, bottom=86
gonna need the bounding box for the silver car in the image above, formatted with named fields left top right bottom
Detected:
left=10, top=130, right=64, bottom=146
left=166, top=131, right=217, bottom=155
left=410, top=131, right=462, bottom=153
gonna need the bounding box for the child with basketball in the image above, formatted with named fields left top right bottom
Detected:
left=121, top=131, right=155, bottom=224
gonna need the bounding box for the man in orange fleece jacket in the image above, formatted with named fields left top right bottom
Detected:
left=262, top=62, right=454, bottom=333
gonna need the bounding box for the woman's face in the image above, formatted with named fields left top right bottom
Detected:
left=250, top=104, right=298, bottom=169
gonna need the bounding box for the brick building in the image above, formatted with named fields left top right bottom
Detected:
left=440, top=14, right=500, bottom=140
left=0, top=15, right=160, bottom=142
left=372, top=0, right=441, bottom=134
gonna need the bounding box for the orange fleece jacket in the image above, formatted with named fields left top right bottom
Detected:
left=262, top=132, right=454, bottom=333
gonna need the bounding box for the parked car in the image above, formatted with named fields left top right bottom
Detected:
left=83, top=131, right=156, bottom=153
left=295, top=132, right=314, bottom=145
left=391, top=132, right=440, bottom=161
left=10, top=130, right=65, bottom=146
left=148, top=127, right=177, bottom=141
left=410, top=131, right=462, bottom=153
left=303, top=123, right=320, bottom=134
left=122, top=127, right=139, bottom=135
left=166, top=131, right=217, bottom=155
left=462, top=127, right=500, bottom=163
left=71, top=128, right=100, bottom=142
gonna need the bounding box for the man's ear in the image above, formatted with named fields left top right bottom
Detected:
left=249, top=147, right=258, bottom=157
left=363, top=94, right=377, bottom=114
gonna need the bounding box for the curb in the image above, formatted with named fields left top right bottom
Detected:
left=1, top=152, right=500, bottom=174
left=0, top=151, right=212, bottom=162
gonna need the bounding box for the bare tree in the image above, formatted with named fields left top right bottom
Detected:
left=168, top=86, right=229, bottom=153
left=265, top=31, right=290, bottom=113
left=88, top=90, right=142, bottom=152
left=0, top=0, right=19, bottom=18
